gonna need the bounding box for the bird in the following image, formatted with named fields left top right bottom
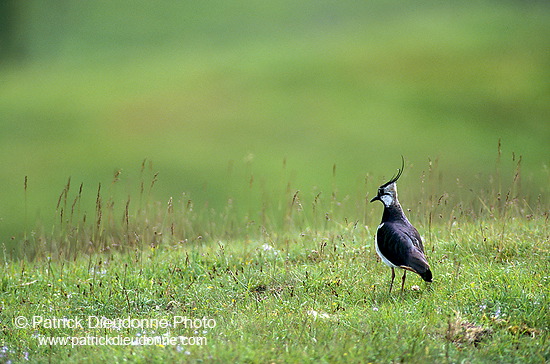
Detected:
left=370, top=157, right=432, bottom=293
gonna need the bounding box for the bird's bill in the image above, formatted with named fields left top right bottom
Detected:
left=370, top=195, right=380, bottom=203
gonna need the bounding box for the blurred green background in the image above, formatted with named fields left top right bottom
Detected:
left=1, top=0, right=549, bottom=241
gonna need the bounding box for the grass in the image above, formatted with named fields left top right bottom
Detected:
left=1, top=156, right=548, bottom=363
left=1, top=0, right=549, bottom=241
left=1, top=1, right=548, bottom=361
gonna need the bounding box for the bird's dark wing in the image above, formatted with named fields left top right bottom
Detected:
left=404, top=224, right=425, bottom=253
left=377, top=222, right=430, bottom=275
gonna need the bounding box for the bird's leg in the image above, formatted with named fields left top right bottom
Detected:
left=389, top=268, right=395, bottom=293
left=401, top=270, right=407, bottom=292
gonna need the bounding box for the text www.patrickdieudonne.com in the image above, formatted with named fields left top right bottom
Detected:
left=37, top=334, right=207, bottom=347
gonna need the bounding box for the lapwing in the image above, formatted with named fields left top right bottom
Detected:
left=370, top=158, right=432, bottom=292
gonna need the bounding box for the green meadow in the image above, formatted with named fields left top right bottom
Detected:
left=0, top=1, right=549, bottom=362
left=1, top=170, right=549, bottom=362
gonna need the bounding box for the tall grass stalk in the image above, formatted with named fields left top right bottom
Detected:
left=2, top=151, right=548, bottom=263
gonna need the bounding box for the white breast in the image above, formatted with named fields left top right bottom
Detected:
left=375, top=223, right=398, bottom=268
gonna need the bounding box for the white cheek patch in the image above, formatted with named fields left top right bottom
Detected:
left=380, top=194, right=393, bottom=206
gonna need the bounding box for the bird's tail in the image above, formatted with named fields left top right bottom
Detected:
left=420, top=269, right=433, bottom=282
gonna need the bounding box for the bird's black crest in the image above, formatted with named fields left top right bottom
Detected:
left=380, top=156, right=405, bottom=188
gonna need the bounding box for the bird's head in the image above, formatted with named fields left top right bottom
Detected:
left=370, top=157, right=404, bottom=207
